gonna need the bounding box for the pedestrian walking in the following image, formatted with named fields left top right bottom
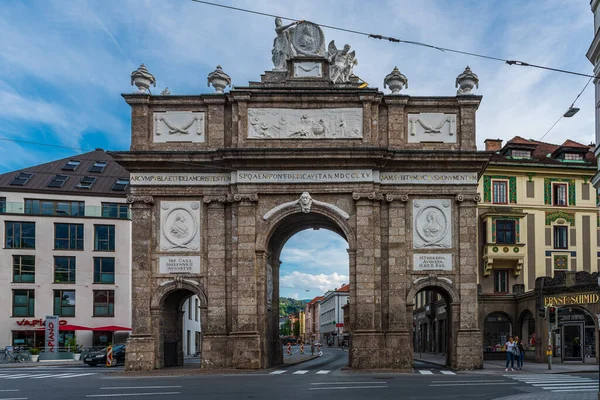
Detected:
left=515, top=336, right=525, bottom=370
left=504, top=336, right=516, bottom=371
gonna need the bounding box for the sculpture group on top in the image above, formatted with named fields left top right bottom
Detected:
left=272, top=18, right=357, bottom=84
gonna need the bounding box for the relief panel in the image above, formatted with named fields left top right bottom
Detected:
left=160, top=201, right=201, bottom=252
left=413, top=199, right=452, bottom=249
left=408, top=113, right=456, bottom=143
left=153, top=111, right=205, bottom=143
left=247, top=108, right=363, bottom=139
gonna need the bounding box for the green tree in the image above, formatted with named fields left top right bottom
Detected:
left=280, top=319, right=291, bottom=336
left=293, top=320, right=300, bottom=337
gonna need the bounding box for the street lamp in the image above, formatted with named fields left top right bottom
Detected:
left=563, top=107, right=580, bottom=118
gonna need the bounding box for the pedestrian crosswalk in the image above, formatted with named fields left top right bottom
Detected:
left=269, top=369, right=330, bottom=375
left=504, top=374, right=599, bottom=393
left=417, top=369, right=455, bottom=375
left=0, top=372, right=97, bottom=380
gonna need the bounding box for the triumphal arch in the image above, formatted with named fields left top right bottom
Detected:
left=113, top=20, right=489, bottom=371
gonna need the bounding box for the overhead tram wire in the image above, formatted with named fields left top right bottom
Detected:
left=190, top=0, right=596, bottom=79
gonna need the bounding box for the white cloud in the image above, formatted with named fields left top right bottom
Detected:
left=280, top=271, right=349, bottom=295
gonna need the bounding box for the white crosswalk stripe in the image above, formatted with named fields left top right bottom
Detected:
left=293, top=370, right=309, bottom=375
left=269, top=370, right=287, bottom=375
left=504, top=374, right=599, bottom=392
left=268, top=369, right=331, bottom=375
left=316, top=370, right=330, bottom=375
left=418, top=370, right=434, bottom=375
left=0, top=372, right=98, bottom=380
left=440, top=371, right=455, bottom=375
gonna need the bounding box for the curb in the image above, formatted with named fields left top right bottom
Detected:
left=414, top=358, right=447, bottom=368
left=0, top=361, right=84, bottom=369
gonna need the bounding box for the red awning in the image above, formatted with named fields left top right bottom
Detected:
left=93, top=325, right=132, bottom=332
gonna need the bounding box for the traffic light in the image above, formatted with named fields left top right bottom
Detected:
left=538, top=307, right=547, bottom=319
left=548, top=306, right=557, bottom=324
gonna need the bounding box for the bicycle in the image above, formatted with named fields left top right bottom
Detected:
left=0, top=346, right=30, bottom=363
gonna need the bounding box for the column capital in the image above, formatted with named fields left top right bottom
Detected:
left=385, top=193, right=409, bottom=203
left=126, top=195, right=154, bottom=206
left=352, top=192, right=384, bottom=201
left=455, top=193, right=481, bottom=204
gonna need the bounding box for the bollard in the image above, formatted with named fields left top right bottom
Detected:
left=106, top=346, right=113, bottom=367
left=300, top=343, right=304, bottom=354
left=287, top=343, right=292, bottom=355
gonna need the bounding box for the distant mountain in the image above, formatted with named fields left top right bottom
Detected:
left=279, top=297, right=307, bottom=317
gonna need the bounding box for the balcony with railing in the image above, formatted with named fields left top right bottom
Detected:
left=0, top=201, right=130, bottom=220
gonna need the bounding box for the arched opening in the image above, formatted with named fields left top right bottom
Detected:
left=152, top=281, right=207, bottom=368
left=264, top=209, right=352, bottom=368
left=555, top=306, right=596, bottom=362
left=518, top=310, right=535, bottom=360
left=483, top=312, right=513, bottom=357
left=411, top=286, right=453, bottom=368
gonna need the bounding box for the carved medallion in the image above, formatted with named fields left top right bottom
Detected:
left=413, top=199, right=452, bottom=249
left=154, top=112, right=205, bottom=143
left=160, top=201, right=201, bottom=252
left=291, top=22, right=325, bottom=57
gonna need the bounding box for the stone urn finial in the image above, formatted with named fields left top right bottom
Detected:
left=160, top=87, right=171, bottom=95
left=130, top=64, right=156, bottom=94
left=455, top=66, right=479, bottom=95
left=383, top=66, right=408, bottom=94
left=207, top=65, right=232, bottom=93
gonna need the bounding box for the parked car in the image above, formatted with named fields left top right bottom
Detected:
left=83, top=345, right=126, bottom=367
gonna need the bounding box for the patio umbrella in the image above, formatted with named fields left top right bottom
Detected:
left=35, top=324, right=93, bottom=331
left=92, top=325, right=132, bottom=331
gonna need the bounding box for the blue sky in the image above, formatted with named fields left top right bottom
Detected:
left=0, top=0, right=595, bottom=298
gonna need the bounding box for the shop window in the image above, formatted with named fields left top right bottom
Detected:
left=483, top=313, right=512, bottom=352
left=54, top=256, right=76, bottom=284
left=94, top=257, right=115, bottom=284
left=93, top=331, right=113, bottom=347
left=492, top=181, right=508, bottom=204
left=13, top=289, right=35, bottom=317
left=54, top=290, right=75, bottom=317
left=553, top=183, right=568, bottom=206
left=94, top=225, right=115, bottom=251
left=493, top=270, right=509, bottom=294
left=496, top=220, right=516, bottom=244
left=554, top=226, right=568, bottom=249
left=25, top=199, right=84, bottom=216
left=54, top=223, right=84, bottom=250
left=5, top=221, right=35, bottom=249
left=93, top=290, right=114, bottom=317
left=13, top=255, right=35, bottom=283
left=101, top=203, right=129, bottom=219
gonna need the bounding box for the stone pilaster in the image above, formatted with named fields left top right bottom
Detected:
left=126, top=95, right=151, bottom=151
left=204, top=97, right=226, bottom=147
left=455, top=193, right=483, bottom=369
left=385, top=194, right=412, bottom=369
left=384, top=96, right=409, bottom=147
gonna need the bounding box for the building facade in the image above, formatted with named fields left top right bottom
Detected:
left=478, top=137, right=600, bottom=363
left=0, top=151, right=132, bottom=349
left=319, top=284, right=349, bottom=345
left=181, top=296, right=202, bottom=358
left=587, top=0, right=600, bottom=198
left=304, top=296, right=323, bottom=344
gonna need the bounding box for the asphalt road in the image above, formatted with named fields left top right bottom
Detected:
left=1, top=350, right=598, bottom=400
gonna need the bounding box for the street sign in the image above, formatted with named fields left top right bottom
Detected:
left=335, top=323, right=344, bottom=327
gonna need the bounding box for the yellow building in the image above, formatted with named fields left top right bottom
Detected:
left=299, top=310, right=305, bottom=342
left=478, top=137, right=600, bottom=363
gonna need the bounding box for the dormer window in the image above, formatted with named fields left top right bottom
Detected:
left=564, top=153, right=583, bottom=161
left=511, top=150, right=531, bottom=159
left=77, top=176, right=97, bottom=189
left=89, top=161, right=107, bottom=173
left=10, top=172, right=33, bottom=186
left=62, top=160, right=81, bottom=171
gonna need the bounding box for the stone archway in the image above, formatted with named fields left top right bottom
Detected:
left=150, top=278, right=208, bottom=369
left=407, top=275, right=460, bottom=368
left=258, top=198, right=355, bottom=368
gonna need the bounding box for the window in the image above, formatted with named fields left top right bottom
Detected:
left=54, top=257, right=76, bottom=283
left=10, top=172, right=33, bottom=186
left=111, top=178, right=129, bottom=192
left=25, top=199, right=84, bottom=216
left=77, top=176, right=96, bottom=189
left=94, top=225, right=115, bottom=251
left=93, top=290, right=115, bottom=317
left=54, top=290, right=75, bottom=317
left=62, top=160, right=81, bottom=171
left=13, top=255, right=35, bottom=283
left=94, top=257, right=115, bottom=284
left=5, top=222, right=35, bottom=249
left=47, top=174, right=69, bottom=188
left=553, top=183, right=567, bottom=206
left=494, top=270, right=509, bottom=294
left=188, top=299, right=192, bottom=320
left=101, top=203, right=129, bottom=219
left=496, top=220, right=516, bottom=244
left=492, top=181, right=508, bottom=204
left=54, top=223, right=84, bottom=250
left=511, top=150, right=531, bottom=159
left=554, top=226, right=568, bottom=249
left=13, top=290, right=35, bottom=317
left=89, top=161, right=107, bottom=173
left=0, top=197, right=5, bottom=214
left=564, top=153, right=583, bottom=161
left=195, top=298, right=199, bottom=322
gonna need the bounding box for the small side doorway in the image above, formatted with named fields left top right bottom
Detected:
left=561, top=324, right=583, bottom=362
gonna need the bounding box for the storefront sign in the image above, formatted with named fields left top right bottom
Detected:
left=16, top=319, right=68, bottom=327
left=413, top=254, right=452, bottom=271
left=45, top=315, right=59, bottom=360
left=543, top=293, right=600, bottom=306
left=159, top=256, right=201, bottom=274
